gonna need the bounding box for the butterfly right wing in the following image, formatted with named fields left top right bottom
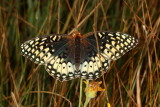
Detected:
left=21, top=34, right=80, bottom=81
left=21, top=34, right=68, bottom=64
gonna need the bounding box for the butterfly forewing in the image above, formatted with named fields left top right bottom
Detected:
left=85, top=31, right=138, bottom=60
left=21, top=34, right=68, bottom=64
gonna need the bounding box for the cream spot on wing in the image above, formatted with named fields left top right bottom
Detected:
left=116, top=32, right=120, bottom=36
left=40, top=46, right=44, bottom=50
left=40, top=60, right=44, bottom=63
left=120, top=50, right=124, bottom=53
left=42, top=38, right=47, bottom=41
left=116, top=53, right=120, bottom=57
left=44, top=48, right=49, bottom=52
left=111, top=48, right=116, bottom=54
left=35, top=50, right=39, bottom=55
left=61, top=63, right=67, bottom=74
left=108, top=34, right=114, bottom=36
left=53, top=58, right=60, bottom=69
left=116, top=45, right=120, bottom=50
left=35, top=38, right=40, bottom=41
left=36, top=58, right=40, bottom=61
left=100, top=56, right=105, bottom=62
left=122, top=34, right=126, bottom=39
left=24, top=45, right=29, bottom=49
left=39, top=52, right=44, bottom=58
left=39, top=42, right=44, bottom=45
left=48, top=65, right=52, bottom=69
left=27, top=47, right=31, bottom=51
left=88, top=61, right=94, bottom=73
left=124, top=42, right=128, bottom=45
left=50, top=57, right=57, bottom=64
left=56, top=73, right=61, bottom=77
left=116, top=36, right=120, bottom=40
left=43, top=53, right=52, bottom=62
left=104, top=63, right=108, bottom=67
left=30, top=41, right=34, bottom=44
left=98, top=33, right=103, bottom=38
left=120, top=43, right=124, bottom=47
left=105, top=44, right=110, bottom=49
left=51, top=49, right=55, bottom=53
left=82, top=61, right=88, bottom=71
left=95, top=57, right=101, bottom=67
left=57, top=36, right=61, bottom=41
left=35, top=42, right=39, bottom=45
left=93, top=61, right=98, bottom=71
left=32, top=55, right=35, bottom=59
left=111, top=41, right=116, bottom=46
left=101, top=53, right=109, bottom=59
left=104, top=49, right=112, bottom=58
left=52, top=36, right=57, bottom=41
left=111, top=37, right=116, bottom=40
left=67, top=62, right=74, bottom=73
left=31, top=49, right=35, bottom=53
left=127, top=39, right=131, bottom=43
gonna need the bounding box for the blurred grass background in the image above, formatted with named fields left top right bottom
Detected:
left=0, top=0, right=160, bottom=106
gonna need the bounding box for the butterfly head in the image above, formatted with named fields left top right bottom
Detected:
left=72, top=31, right=82, bottom=38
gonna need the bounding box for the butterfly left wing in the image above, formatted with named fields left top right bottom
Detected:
left=78, top=31, right=138, bottom=80
left=79, top=50, right=110, bottom=80
left=85, top=31, right=138, bottom=60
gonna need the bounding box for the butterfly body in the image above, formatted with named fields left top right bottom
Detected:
left=21, top=31, right=138, bottom=81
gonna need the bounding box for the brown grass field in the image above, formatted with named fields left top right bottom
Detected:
left=0, top=0, right=159, bottom=107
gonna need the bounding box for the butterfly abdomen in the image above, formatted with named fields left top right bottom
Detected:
left=74, top=35, right=81, bottom=70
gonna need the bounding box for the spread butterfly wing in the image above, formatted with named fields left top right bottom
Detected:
left=45, top=47, right=81, bottom=81
left=85, top=31, right=138, bottom=60
left=79, top=51, right=110, bottom=80
left=21, top=34, right=79, bottom=81
left=79, top=31, right=138, bottom=80
left=77, top=41, right=110, bottom=80
left=21, top=34, right=68, bottom=64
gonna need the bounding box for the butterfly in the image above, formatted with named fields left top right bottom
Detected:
left=21, top=31, right=138, bottom=81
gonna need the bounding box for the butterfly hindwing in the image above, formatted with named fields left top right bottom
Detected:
left=45, top=47, right=80, bottom=81
left=45, top=58, right=80, bottom=81
left=79, top=54, right=110, bottom=80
